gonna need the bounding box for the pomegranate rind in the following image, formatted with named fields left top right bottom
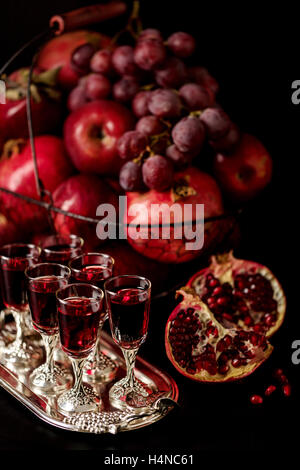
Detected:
left=187, top=252, right=286, bottom=337
left=165, top=288, right=273, bottom=383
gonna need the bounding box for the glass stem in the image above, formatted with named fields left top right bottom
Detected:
left=95, top=319, right=105, bottom=360
left=70, top=357, right=86, bottom=395
left=122, top=348, right=138, bottom=388
left=41, top=333, right=58, bottom=373
left=12, top=309, right=26, bottom=343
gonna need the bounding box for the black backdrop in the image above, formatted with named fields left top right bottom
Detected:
left=0, top=0, right=299, bottom=454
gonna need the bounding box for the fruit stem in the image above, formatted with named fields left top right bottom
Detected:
left=111, top=0, right=142, bottom=44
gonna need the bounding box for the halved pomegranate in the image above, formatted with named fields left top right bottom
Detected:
left=187, top=252, right=286, bottom=337
left=165, top=288, right=273, bottom=382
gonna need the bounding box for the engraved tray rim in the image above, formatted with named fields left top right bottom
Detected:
left=0, top=330, right=179, bottom=435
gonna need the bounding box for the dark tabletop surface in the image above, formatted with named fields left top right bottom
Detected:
left=0, top=0, right=298, bottom=454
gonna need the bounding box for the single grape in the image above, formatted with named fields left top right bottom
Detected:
left=209, top=123, right=241, bottom=152
left=200, top=107, right=231, bottom=140
left=71, top=43, right=96, bottom=74
left=136, top=115, right=165, bottom=136
left=138, top=29, right=163, bottom=42
left=134, top=39, right=166, bottom=71
left=117, top=131, right=148, bottom=160
left=165, top=144, right=196, bottom=169
left=119, top=161, right=144, bottom=191
left=132, top=91, right=151, bottom=117
left=188, top=66, right=219, bottom=96
left=113, top=76, right=139, bottom=103
left=167, top=32, right=196, bottom=58
left=90, top=49, right=113, bottom=75
left=112, top=45, right=138, bottom=76
left=85, top=73, right=111, bottom=100
left=142, top=155, right=174, bottom=191
left=155, top=57, right=187, bottom=88
left=172, top=116, right=205, bottom=152
left=148, top=88, right=181, bottom=118
left=179, top=82, right=212, bottom=110
left=67, top=85, right=88, bottom=112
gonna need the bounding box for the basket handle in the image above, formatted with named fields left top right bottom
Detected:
left=50, top=1, right=127, bottom=35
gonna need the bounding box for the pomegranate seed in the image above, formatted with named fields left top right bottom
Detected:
left=208, top=302, right=217, bottom=311
left=253, top=325, right=262, bottom=333
left=212, top=286, right=222, bottom=295
left=236, top=280, right=246, bottom=290
left=250, top=394, right=263, bottom=405
left=250, top=333, right=258, bottom=345
left=239, top=304, right=249, bottom=313
left=206, top=326, right=218, bottom=337
left=273, top=368, right=284, bottom=378
left=217, top=296, right=229, bottom=306
left=244, top=316, right=253, bottom=326
left=216, top=338, right=226, bottom=352
left=238, top=331, right=248, bottom=340
left=243, top=349, right=255, bottom=359
left=209, top=279, right=218, bottom=287
left=218, top=364, right=229, bottom=374
left=282, top=384, right=291, bottom=396
left=232, top=358, right=241, bottom=368
left=279, top=374, right=289, bottom=385
left=222, top=313, right=234, bottom=321
left=264, top=314, right=274, bottom=326
left=265, top=385, right=276, bottom=396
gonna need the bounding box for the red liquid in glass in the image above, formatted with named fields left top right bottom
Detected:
left=27, top=276, right=68, bottom=335
left=109, top=288, right=150, bottom=349
left=72, top=264, right=111, bottom=289
left=58, top=297, right=102, bottom=358
left=0, top=260, right=29, bottom=310
left=43, top=243, right=79, bottom=264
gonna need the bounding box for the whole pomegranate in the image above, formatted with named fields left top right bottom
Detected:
left=165, top=288, right=273, bottom=382
left=125, top=167, right=224, bottom=263
left=37, top=30, right=111, bottom=89
left=52, top=174, right=118, bottom=250
left=102, top=241, right=170, bottom=293
left=0, top=136, right=74, bottom=231
left=187, top=252, right=286, bottom=337
left=0, top=68, right=62, bottom=152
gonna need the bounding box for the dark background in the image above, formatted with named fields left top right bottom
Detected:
left=0, top=0, right=299, bottom=454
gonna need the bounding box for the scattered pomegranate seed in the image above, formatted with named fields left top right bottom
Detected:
left=282, top=384, right=291, bottom=397
left=265, top=385, right=276, bottom=396
left=278, top=374, right=288, bottom=384
left=273, top=368, right=284, bottom=379
left=250, top=394, right=263, bottom=405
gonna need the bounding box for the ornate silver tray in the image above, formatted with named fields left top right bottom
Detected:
left=0, top=323, right=179, bottom=434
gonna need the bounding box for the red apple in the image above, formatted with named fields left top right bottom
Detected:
left=213, top=133, right=273, bottom=201
left=64, top=100, right=135, bottom=175
left=37, top=31, right=111, bottom=89
left=52, top=174, right=119, bottom=250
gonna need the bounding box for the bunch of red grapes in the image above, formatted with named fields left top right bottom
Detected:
left=68, top=29, right=240, bottom=192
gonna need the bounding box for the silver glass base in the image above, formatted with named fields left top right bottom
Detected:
left=58, top=384, right=101, bottom=414
left=29, top=363, right=72, bottom=395
left=84, top=351, right=117, bottom=383
left=109, top=377, right=149, bottom=411
left=2, top=339, right=42, bottom=369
